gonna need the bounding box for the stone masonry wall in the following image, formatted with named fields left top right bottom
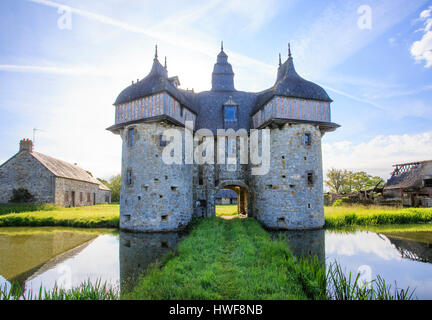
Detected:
left=0, top=151, right=55, bottom=203
left=119, top=122, right=194, bottom=232
left=54, top=177, right=108, bottom=207
left=250, top=123, right=324, bottom=230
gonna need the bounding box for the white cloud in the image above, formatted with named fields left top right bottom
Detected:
left=411, top=5, right=432, bottom=67
left=0, top=64, right=107, bottom=76
left=323, top=131, right=432, bottom=179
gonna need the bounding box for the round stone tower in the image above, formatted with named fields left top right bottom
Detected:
left=250, top=45, right=339, bottom=230
left=108, top=46, right=197, bottom=232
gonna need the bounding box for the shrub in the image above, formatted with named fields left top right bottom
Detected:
left=9, top=188, right=33, bottom=203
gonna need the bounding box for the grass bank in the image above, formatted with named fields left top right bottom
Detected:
left=0, top=203, right=58, bottom=216
left=215, top=204, right=238, bottom=216
left=125, top=217, right=326, bottom=300
left=0, top=204, right=119, bottom=228
left=325, top=205, right=432, bottom=228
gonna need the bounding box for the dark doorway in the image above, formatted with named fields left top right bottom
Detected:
left=71, top=191, right=76, bottom=207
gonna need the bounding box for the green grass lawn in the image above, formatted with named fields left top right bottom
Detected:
left=125, top=217, right=325, bottom=300
left=324, top=205, right=432, bottom=228
left=0, top=204, right=119, bottom=228
left=215, top=204, right=238, bottom=216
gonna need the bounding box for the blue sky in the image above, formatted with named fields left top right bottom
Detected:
left=0, top=0, right=431, bottom=180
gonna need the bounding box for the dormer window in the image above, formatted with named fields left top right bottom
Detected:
left=224, top=106, right=237, bottom=121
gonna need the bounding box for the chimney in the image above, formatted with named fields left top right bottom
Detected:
left=19, top=139, right=33, bottom=152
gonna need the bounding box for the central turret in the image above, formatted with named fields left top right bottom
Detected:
left=211, top=42, right=235, bottom=92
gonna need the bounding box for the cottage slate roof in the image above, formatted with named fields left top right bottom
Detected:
left=385, top=160, right=432, bottom=190
left=215, top=189, right=238, bottom=199
left=30, top=151, right=110, bottom=190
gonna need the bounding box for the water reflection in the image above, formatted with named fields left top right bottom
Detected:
left=269, top=229, right=325, bottom=263
left=119, top=231, right=184, bottom=292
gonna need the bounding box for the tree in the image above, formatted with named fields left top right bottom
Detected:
left=325, top=169, right=384, bottom=194
left=325, top=168, right=349, bottom=193
left=108, top=174, right=121, bottom=203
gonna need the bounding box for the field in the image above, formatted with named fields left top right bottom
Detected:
left=215, top=204, right=238, bottom=216
left=324, top=205, right=432, bottom=228
left=0, top=204, right=119, bottom=228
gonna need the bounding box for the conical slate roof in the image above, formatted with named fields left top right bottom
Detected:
left=114, top=48, right=197, bottom=113
left=253, top=46, right=332, bottom=113
left=211, top=42, right=235, bottom=92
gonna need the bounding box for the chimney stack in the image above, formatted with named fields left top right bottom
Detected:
left=19, top=139, right=33, bottom=152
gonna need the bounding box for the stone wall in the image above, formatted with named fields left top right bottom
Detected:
left=0, top=152, right=55, bottom=204
left=119, top=122, right=194, bottom=232
left=250, top=123, right=325, bottom=230
left=54, top=177, right=109, bottom=207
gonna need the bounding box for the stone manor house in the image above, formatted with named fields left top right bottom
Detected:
left=0, top=139, right=111, bottom=206
left=107, top=43, right=339, bottom=232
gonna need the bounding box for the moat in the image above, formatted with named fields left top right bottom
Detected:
left=1, top=225, right=431, bottom=299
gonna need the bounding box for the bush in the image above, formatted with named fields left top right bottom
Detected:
left=9, top=188, right=33, bottom=203
left=332, top=199, right=343, bottom=207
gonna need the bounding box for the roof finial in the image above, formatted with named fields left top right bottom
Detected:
left=155, top=44, right=158, bottom=60
left=278, top=53, right=282, bottom=67
left=288, top=42, right=292, bottom=59
left=164, top=56, right=167, bottom=70
left=221, top=41, right=224, bottom=51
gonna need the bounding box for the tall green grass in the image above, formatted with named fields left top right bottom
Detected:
left=0, top=204, right=119, bottom=228
left=325, top=205, right=432, bottom=228
left=215, top=204, right=238, bottom=216
left=0, top=203, right=58, bottom=216
left=0, top=280, right=119, bottom=300
left=326, top=261, right=415, bottom=300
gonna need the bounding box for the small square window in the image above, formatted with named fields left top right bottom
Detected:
left=161, top=215, right=168, bottom=222
left=159, top=134, right=167, bottom=147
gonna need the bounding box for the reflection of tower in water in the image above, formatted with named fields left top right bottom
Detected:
left=119, top=231, right=184, bottom=293
left=269, top=229, right=325, bottom=263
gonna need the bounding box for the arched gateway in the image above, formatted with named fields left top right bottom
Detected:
left=107, top=43, right=339, bottom=232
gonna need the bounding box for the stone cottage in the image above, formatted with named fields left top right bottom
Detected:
left=215, top=189, right=238, bottom=205
left=107, top=43, right=339, bottom=232
left=0, top=139, right=111, bottom=206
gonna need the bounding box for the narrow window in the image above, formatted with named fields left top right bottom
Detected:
left=307, top=203, right=311, bottom=208
left=161, top=215, right=168, bottom=222
left=171, top=186, right=177, bottom=191
left=304, top=133, right=311, bottom=146
left=127, top=169, right=133, bottom=185
left=80, top=192, right=83, bottom=202
left=424, top=179, right=432, bottom=187
left=198, top=166, right=203, bottom=185
left=128, top=128, right=134, bottom=147
left=159, top=134, right=167, bottom=147
left=65, top=191, right=69, bottom=202
left=307, top=172, right=314, bottom=186
left=87, top=193, right=91, bottom=203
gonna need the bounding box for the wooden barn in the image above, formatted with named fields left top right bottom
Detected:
left=383, top=160, right=432, bottom=207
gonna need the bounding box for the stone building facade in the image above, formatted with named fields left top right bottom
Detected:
left=0, top=139, right=111, bottom=206
left=108, top=44, right=339, bottom=232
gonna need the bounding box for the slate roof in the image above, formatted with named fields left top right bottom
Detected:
left=215, top=189, right=238, bottom=199
left=114, top=56, right=198, bottom=114
left=385, top=160, right=432, bottom=190
left=113, top=45, right=334, bottom=132
left=252, top=53, right=332, bottom=114
left=30, top=152, right=110, bottom=190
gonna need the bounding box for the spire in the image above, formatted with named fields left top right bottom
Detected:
left=221, top=40, right=224, bottom=51
left=288, top=42, right=292, bottom=59
left=278, top=53, right=282, bottom=67
left=164, top=56, right=167, bottom=71
left=154, top=44, right=158, bottom=60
